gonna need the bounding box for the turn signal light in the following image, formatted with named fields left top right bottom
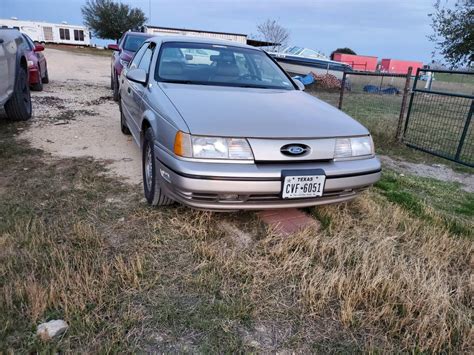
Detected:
left=173, top=131, right=192, bottom=157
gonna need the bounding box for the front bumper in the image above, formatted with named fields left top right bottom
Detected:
left=155, top=146, right=381, bottom=210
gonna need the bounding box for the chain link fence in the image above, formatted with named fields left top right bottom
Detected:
left=306, top=70, right=411, bottom=148
left=403, top=69, right=473, bottom=167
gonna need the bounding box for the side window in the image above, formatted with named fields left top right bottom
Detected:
left=22, top=35, right=34, bottom=50
left=129, top=42, right=149, bottom=69
left=59, top=28, right=70, bottom=40
left=138, top=44, right=155, bottom=73
left=73, top=30, right=84, bottom=42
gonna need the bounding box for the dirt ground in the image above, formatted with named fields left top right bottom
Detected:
left=380, top=155, right=474, bottom=192
left=20, top=49, right=142, bottom=184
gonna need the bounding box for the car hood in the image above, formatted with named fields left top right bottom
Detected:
left=159, top=83, right=369, bottom=138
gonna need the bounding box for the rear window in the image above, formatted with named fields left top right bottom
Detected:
left=123, top=34, right=149, bottom=52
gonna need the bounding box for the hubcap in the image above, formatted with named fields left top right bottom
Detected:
left=145, top=144, right=153, bottom=191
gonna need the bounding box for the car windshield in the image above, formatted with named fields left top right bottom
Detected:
left=123, top=34, right=149, bottom=52
left=155, top=42, right=294, bottom=90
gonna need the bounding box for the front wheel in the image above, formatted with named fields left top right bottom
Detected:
left=142, top=128, right=174, bottom=207
left=119, top=102, right=131, bottom=135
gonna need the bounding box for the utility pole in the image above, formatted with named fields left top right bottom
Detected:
left=149, top=0, right=151, bottom=24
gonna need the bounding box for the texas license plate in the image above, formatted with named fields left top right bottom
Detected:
left=281, top=170, right=326, bottom=199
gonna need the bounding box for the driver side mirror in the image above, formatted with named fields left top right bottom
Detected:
left=108, top=44, right=120, bottom=51
left=293, top=78, right=305, bottom=91
left=126, top=68, right=147, bottom=85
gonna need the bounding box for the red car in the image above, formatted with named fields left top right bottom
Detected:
left=22, top=34, right=49, bottom=91
left=108, top=31, right=153, bottom=101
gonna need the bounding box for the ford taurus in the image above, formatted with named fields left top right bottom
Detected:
left=119, top=36, right=381, bottom=210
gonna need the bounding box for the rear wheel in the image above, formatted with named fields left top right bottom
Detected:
left=142, top=128, right=174, bottom=206
left=42, top=65, right=49, bottom=84
left=5, top=66, right=32, bottom=121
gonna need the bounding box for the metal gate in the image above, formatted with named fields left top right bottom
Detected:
left=403, top=68, right=473, bottom=167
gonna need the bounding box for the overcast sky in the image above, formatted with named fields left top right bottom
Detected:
left=1, top=0, right=439, bottom=62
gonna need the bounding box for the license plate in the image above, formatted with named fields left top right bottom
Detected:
left=281, top=170, right=326, bottom=199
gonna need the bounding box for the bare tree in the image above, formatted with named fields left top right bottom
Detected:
left=256, top=19, right=290, bottom=52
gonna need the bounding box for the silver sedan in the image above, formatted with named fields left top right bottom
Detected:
left=119, top=36, right=381, bottom=210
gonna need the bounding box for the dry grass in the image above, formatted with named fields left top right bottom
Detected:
left=0, top=123, right=472, bottom=352
left=169, top=193, right=473, bottom=352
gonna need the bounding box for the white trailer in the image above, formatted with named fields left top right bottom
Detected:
left=143, top=25, right=247, bottom=44
left=0, top=18, right=91, bottom=46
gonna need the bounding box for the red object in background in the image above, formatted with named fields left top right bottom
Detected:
left=332, top=53, right=378, bottom=72
left=380, top=59, right=423, bottom=74
left=22, top=34, right=48, bottom=90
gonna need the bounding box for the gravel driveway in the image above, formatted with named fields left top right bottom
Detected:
left=20, top=48, right=142, bottom=184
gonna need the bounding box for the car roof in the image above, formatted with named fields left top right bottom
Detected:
left=148, top=35, right=260, bottom=50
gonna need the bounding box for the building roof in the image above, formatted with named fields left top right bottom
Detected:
left=149, top=34, right=258, bottom=50
left=146, top=25, right=247, bottom=38
left=247, top=38, right=280, bottom=47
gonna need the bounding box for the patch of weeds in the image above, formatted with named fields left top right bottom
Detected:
left=376, top=170, right=473, bottom=237
left=311, top=207, right=332, bottom=230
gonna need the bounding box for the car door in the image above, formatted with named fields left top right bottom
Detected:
left=130, top=42, right=156, bottom=134
left=121, top=42, right=148, bottom=140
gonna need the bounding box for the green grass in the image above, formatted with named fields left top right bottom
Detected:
left=376, top=170, right=473, bottom=237
left=433, top=72, right=474, bottom=85
left=46, top=44, right=112, bottom=57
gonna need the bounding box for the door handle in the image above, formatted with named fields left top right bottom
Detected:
left=127, top=87, right=131, bottom=94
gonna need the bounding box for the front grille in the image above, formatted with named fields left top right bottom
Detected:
left=174, top=187, right=369, bottom=204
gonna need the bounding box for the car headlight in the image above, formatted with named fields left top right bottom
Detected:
left=119, top=59, right=129, bottom=67
left=334, top=136, right=374, bottom=159
left=174, top=132, right=254, bottom=160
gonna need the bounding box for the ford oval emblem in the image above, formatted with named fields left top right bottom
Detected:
left=281, top=144, right=309, bottom=156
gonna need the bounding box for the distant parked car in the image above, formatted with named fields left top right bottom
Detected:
left=21, top=34, right=49, bottom=91
left=0, top=29, right=32, bottom=121
left=119, top=36, right=381, bottom=210
left=108, top=31, right=153, bottom=101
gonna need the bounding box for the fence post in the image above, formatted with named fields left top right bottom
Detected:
left=396, top=66, right=413, bottom=141
left=338, top=72, right=346, bottom=110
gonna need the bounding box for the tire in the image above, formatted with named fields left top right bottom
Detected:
left=142, top=128, right=174, bottom=207
left=113, top=73, right=120, bottom=101
left=110, top=69, right=114, bottom=90
left=42, top=66, right=49, bottom=84
left=119, top=101, right=131, bottom=135
left=5, top=65, right=32, bottom=121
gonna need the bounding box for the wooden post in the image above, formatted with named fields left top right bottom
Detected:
left=396, top=67, right=413, bottom=141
